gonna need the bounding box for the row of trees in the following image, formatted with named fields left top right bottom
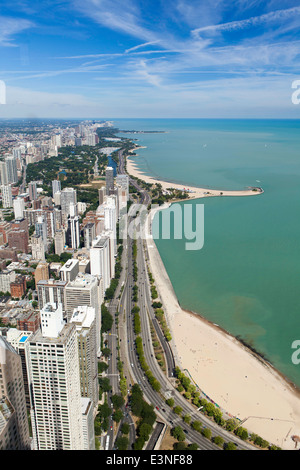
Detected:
left=172, top=366, right=281, bottom=450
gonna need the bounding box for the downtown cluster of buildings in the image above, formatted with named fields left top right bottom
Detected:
left=0, top=120, right=131, bottom=450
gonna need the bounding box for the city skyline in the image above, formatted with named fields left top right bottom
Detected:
left=0, top=1, right=300, bottom=118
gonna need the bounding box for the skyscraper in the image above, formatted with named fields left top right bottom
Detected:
left=104, top=196, right=117, bottom=255
left=5, top=156, right=18, bottom=184
left=70, top=306, right=98, bottom=410
left=90, top=235, right=111, bottom=296
left=105, top=166, right=114, bottom=195
left=0, top=336, right=30, bottom=449
left=0, top=161, right=8, bottom=185
left=37, top=279, right=68, bottom=313
left=54, top=229, right=65, bottom=255
left=1, top=184, right=12, bottom=208
left=27, top=303, right=84, bottom=450
left=35, top=215, right=47, bottom=249
left=83, top=222, right=96, bottom=249
left=52, top=180, right=61, bottom=198
left=65, top=273, right=102, bottom=353
left=60, top=187, right=77, bottom=220
left=28, top=182, right=38, bottom=201
left=66, top=214, right=80, bottom=249
left=13, top=197, right=25, bottom=220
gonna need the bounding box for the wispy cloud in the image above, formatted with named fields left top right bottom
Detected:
left=192, top=6, right=300, bottom=36
left=125, top=40, right=161, bottom=53
left=0, top=16, right=34, bottom=46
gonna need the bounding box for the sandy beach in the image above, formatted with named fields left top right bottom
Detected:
left=126, top=152, right=263, bottom=199
left=126, top=153, right=300, bottom=450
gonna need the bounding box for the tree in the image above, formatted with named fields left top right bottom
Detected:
left=115, top=436, right=129, bottom=450
left=213, top=436, right=224, bottom=447
left=112, top=409, right=123, bottom=423
left=111, top=394, right=125, bottom=409
left=191, top=421, right=202, bottom=433
left=171, top=426, right=186, bottom=442
left=121, top=423, right=130, bottom=435
left=188, top=443, right=199, bottom=450
left=138, top=422, right=152, bottom=441
left=173, top=442, right=186, bottom=450
left=224, top=442, right=237, bottom=450
left=225, top=418, right=238, bottom=432
left=173, top=405, right=183, bottom=415
left=235, top=426, right=248, bottom=441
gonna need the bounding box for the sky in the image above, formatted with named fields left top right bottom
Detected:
left=1, top=0, right=300, bottom=118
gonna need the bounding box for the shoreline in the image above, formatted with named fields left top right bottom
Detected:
left=127, top=151, right=264, bottom=199
left=126, top=155, right=300, bottom=450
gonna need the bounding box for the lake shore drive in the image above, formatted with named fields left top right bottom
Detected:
left=126, top=154, right=300, bottom=450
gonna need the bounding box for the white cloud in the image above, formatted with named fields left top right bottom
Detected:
left=192, top=6, right=300, bottom=36
left=0, top=16, right=34, bottom=46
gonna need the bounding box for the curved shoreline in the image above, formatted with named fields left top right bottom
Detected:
left=126, top=152, right=264, bottom=200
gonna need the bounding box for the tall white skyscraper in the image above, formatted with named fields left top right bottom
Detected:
left=52, top=180, right=61, bottom=198
left=65, top=273, right=102, bottom=354
left=1, top=184, right=13, bottom=208
left=13, top=197, right=25, bottom=219
left=104, top=196, right=117, bottom=255
left=90, top=235, right=111, bottom=295
left=60, top=188, right=77, bottom=221
left=27, top=303, right=84, bottom=450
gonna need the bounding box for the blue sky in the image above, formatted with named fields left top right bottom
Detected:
left=1, top=0, right=300, bottom=118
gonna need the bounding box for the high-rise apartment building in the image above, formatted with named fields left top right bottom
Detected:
left=65, top=273, right=102, bottom=354
left=0, top=161, right=8, bottom=185
left=0, top=336, right=30, bottom=449
left=5, top=329, right=33, bottom=411
left=28, top=181, right=38, bottom=201
left=66, top=214, right=80, bottom=249
left=27, top=303, right=84, bottom=450
left=60, top=258, right=79, bottom=283
left=31, top=235, right=45, bottom=261
left=105, top=166, right=114, bottom=195
left=52, top=180, right=61, bottom=198
left=1, top=184, right=12, bottom=208
left=104, top=196, right=117, bottom=255
left=37, top=279, right=68, bottom=313
left=13, top=197, right=25, bottom=219
left=35, top=216, right=47, bottom=248
left=70, top=306, right=98, bottom=410
left=54, top=229, right=65, bottom=255
left=60, top=188, right=77, bottom=220
left=34, top=262, right=49, bottom=285
left=5, top=156, right=18, bottom=184
left=90, top=234, right=113, bottom=295
left=83, top=222, right=95, bottom=249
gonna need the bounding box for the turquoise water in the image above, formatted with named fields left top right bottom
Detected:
left=116, top=119, right=300, bottom=388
